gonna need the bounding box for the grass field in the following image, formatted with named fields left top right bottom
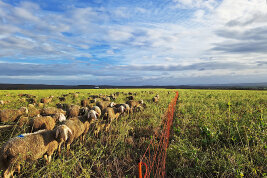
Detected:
left=0, top=89, right=266, bottom=177
left=167, top=89, right=266, bottom=177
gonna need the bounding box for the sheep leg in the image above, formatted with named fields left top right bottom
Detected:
left=46, top=141, right=58, bottom=164
left=4, top=166, right=15, bottom=178
left=16, top=164, right=21, bottom=174
left=58, top=142, right=62, bottom=155
left=66, top=144, right=71, bottom=153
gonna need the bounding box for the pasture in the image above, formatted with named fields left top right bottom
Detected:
left=0, top=89, right=266, bottom=177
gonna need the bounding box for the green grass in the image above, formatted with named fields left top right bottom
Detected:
left=167, top=89, right=267, bottom=177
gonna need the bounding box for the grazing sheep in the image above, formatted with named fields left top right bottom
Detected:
left=62, top=117, right=90, bottom=152
left=28, top=106, right=41, bottom=118
left=122, top=104, right=130, bottom=114
left=87, top=110, right=99, bottom=121
left=67, top=105, right=80, bottom=118
left=152, top=94, right=159, bottom=103
left=109, top=94, right=116, bottom=100
left=72, top=93, right=79, bottom=99
left=102, top=107, right=123, bottom=131
left=56, top=103, right=63, bottom=109
left=96, top=101, right=114, bottom=111
left=90, top=99, right=97, bottom=103
left=58, top=97, right=66, bottom=102
left=81, top=99, right=90, bottom=107
left=126, top=95, right=134, bottom=100
left=92, top=106, right=101, bottom=116
left=0, top=100, right=4, bottom=105
left=41, top=107, right=66, bottom=116
left=27, top=98, right=37, bottom=104
left=102, top=97, right=111, bottom=101
left=53, top=113, right=66, bottom=123
left=30, top=116, right=56, bottom=132
left=40, top=96, right=53, bottom=104
left=0, top=125, right=71, bottom=178
left=38, top=103, right=44, bottom=108
left=90, top=95, right=99, bottom=99
left=0, top=107, right=28, bottom=123
left=126, top=100, right=142, bottom=109
left=79, top=107, right=89, bottom=116
left=17, top=116, right=29, bottom=128
left=152, top=97, right=159, bottom=103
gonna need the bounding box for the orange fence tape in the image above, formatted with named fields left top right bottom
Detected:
left=138, top=91, right=179, bottom=178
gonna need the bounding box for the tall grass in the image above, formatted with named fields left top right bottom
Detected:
left=167, top=89, right=267, bottom=177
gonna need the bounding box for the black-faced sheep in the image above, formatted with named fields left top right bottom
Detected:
left=0, top=107, right=28, bottom=123
left=0, top=125, right=71, bottom=178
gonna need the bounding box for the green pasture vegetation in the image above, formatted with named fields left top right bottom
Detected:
left=167, top=89, right=266, bottom=177
left=0, top=89, right=266, bottom=177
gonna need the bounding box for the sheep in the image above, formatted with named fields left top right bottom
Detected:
left=40, top=96, right=53, bottom=104
left=96, top=101, right=114, bottom=111
left=152, top=94, right=159, bottom=103
left=0, top=125, right=72, bottom=178
left=62, top=117, right=90, bottom=152
left=102, top=97, right=111, bottom=101
left=27, top=98, right=37, bottom=104
left=67, top=105, right=80, bottom=118
left=126, top=95, right=134, bottom=100
left=30, top=116, right=56, bottom=132
left=81, top=99, right=90, bottom=107
left=72, top=93, right=79, bottom=99
left=85, top=106, right=101, bottom=121
left=92, top=106, right=101, bottom=116
left=58, top=97, right=66, bottom=101
left=38, top=103, right=44, bottom=108
left=79, top=107, right=89, bottom=116
left=28, top=106, right=41, bottom=117
left=53, top=113, right=66, bottom=123
left=126, top=100, right=143, bottom=111
left=0, top=100, right=4, bottom=105
left=101, top=107, right=123, bottom=131
left=109, top=94, right=116, bottom=100
left=0, top=107, right=28, bottom=123
left=152, top=96, right=159, bottom=103
left=17, top=116, right=29, bottom=128
left=41, top=107, right=66, bottom=116
left=114, top=104, right=128, bottom=114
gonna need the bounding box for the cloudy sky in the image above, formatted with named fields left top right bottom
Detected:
left=0, top=0, right=266, bottom=85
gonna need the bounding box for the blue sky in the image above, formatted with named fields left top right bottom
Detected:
left=0, top=0, right=266, bottom=85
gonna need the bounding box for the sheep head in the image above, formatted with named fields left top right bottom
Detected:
left=58, top=113, right=66, bottom=122
left=118, top=105, right=125, bottom=113
left=88, top=110, right=99, bottom=121
left=56, top=125, right=72, bottom=142
left=109, top=102, right=116, bottom=107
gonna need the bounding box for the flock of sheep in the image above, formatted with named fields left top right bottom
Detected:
left=0, top=91, right=160, bottom=178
